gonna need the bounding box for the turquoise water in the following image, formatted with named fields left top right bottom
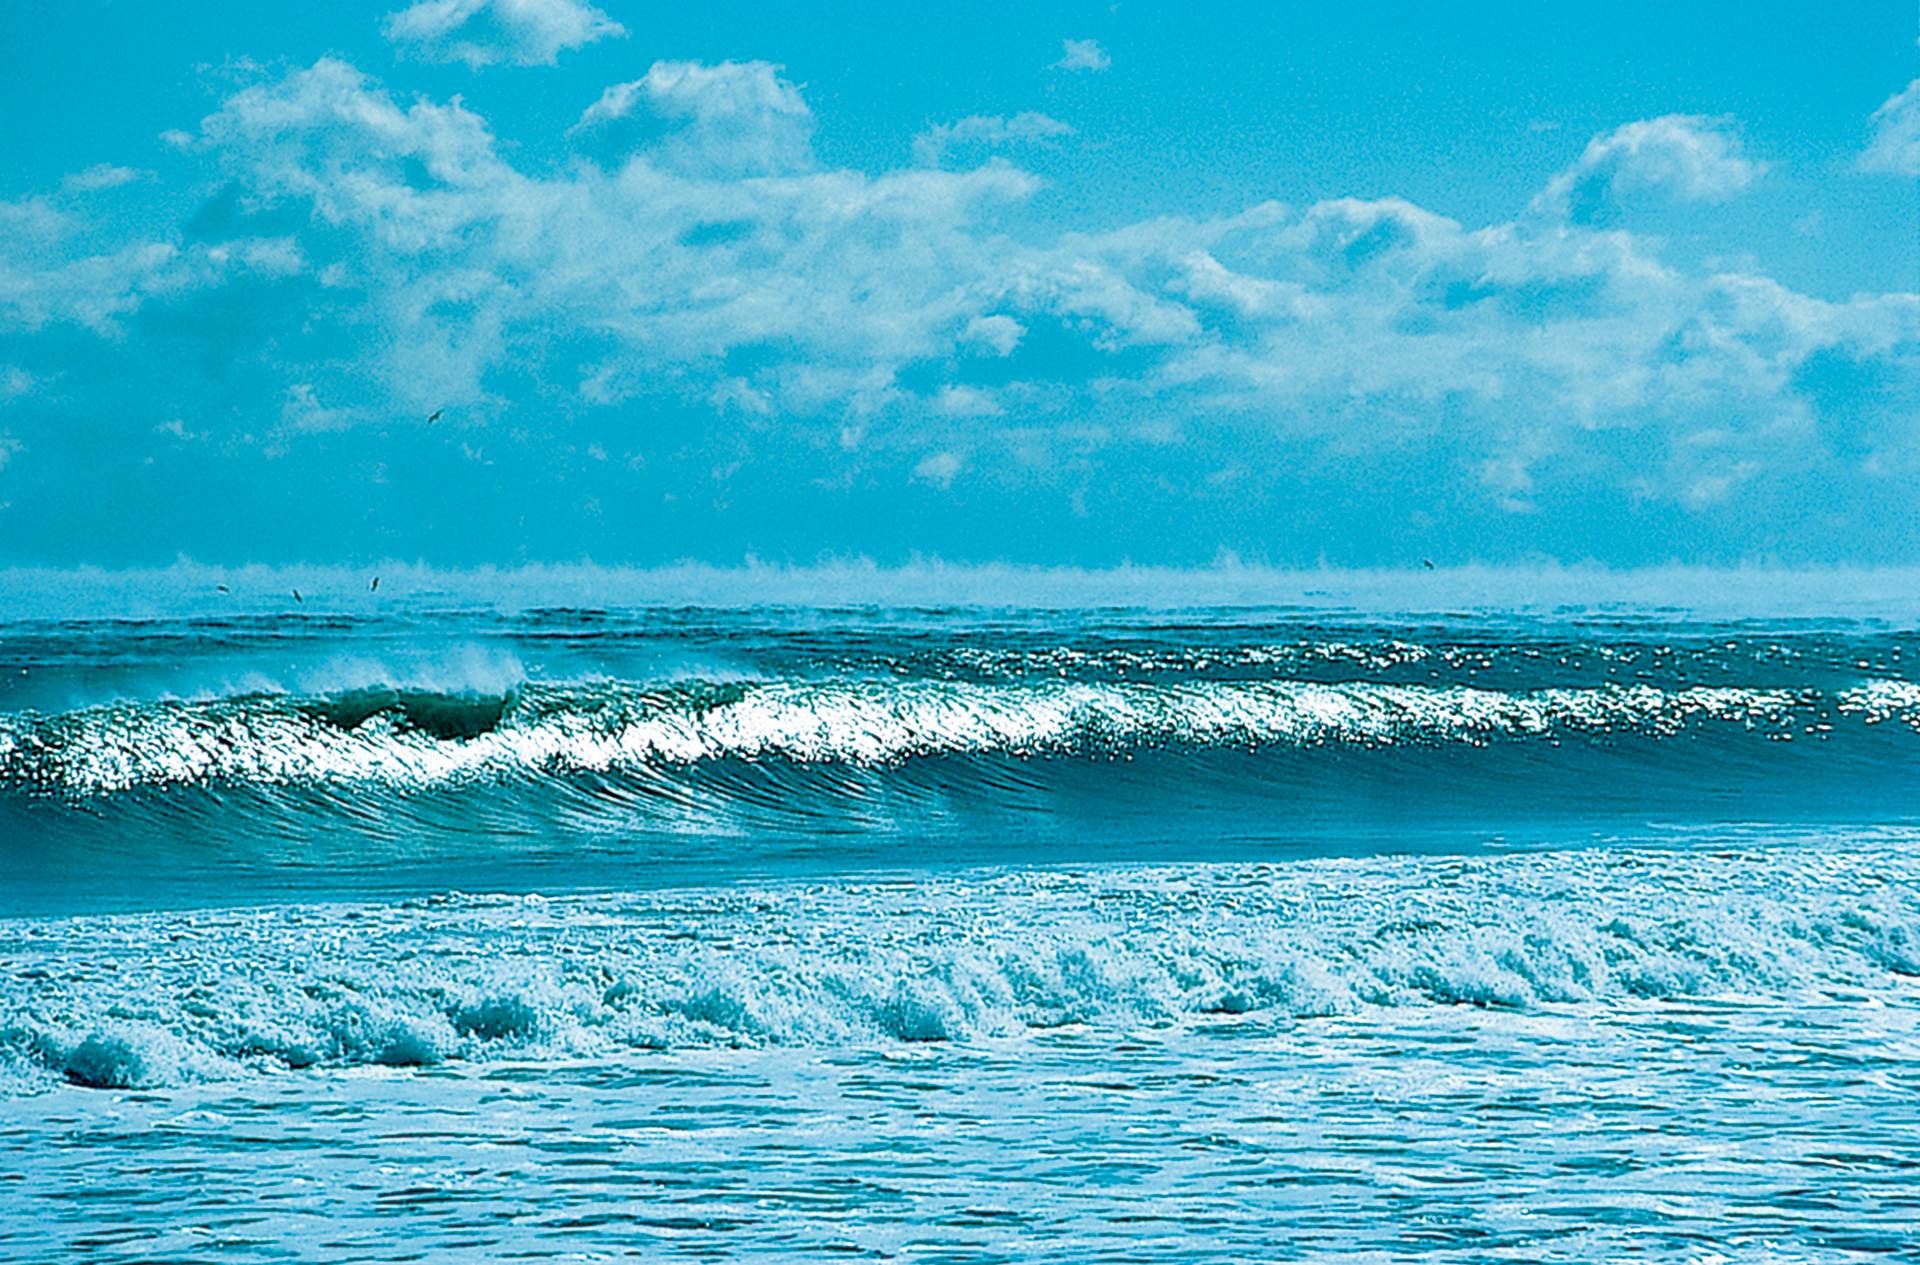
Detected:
left=3, top=598, right=1919, bottom=1259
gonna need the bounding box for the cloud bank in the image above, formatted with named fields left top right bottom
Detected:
left=0, top=56, right=1916, bottom=564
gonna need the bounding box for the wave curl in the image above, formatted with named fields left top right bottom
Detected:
left=1, top=676, right=1914, bottom=794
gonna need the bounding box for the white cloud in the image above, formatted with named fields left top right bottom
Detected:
left=627, top=60, right=809, bottom=126
left=1033, top=185, right=1920, bottom=505
left=933, top=384, right=1002, bottom=417
left=1174, top=250, right=1300, bottom=317
left=382, top=0, right=623, bottom=68
left=1479, top=454, right=1537, bottom=513
left=201, top=58, right=515, bottom=252
left=1532, top=115, right=1762, bottom=219
left=0, top=192, right=291, bottom=335
left=575, top=61, right=815, bottom=174
left=0, top=197, right=70, bottom=245
left=0, top=240, right=172, bottom=332
left=1054, top=39, right=1111, bottom=73
left=1861, top=79, right=1920, bottom=176
left=962, top=314, right=1025, bottom=356
left=280, top=383, right=364, bottom=433
left=193, top=59, right=1037, bottom=410
left=206, top=237, right=306, bottom=275
left=913, top=112, right=1072, bottom=167
left=62, top=164, right=146, bottom=193
left=11, top=61, right=1920, bottom=519
left=195, top=67, right=1919, bottom=502
left=914, top=450, right=964, bottom=487
left=1006, top=248, right=1204, bottom=348
left=708, top=377, right=774, bottom=416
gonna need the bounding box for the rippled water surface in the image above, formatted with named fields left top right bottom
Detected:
left=3, top=600, right=1918, bottom=1260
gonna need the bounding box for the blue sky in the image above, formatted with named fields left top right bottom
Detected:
left=0, top=0, right=1915, bottom=567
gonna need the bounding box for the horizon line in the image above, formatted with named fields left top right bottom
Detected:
left=5, top=558, right=1920, bottom=621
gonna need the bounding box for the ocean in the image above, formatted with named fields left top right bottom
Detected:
left=3, top=573, right=1918, bottom=1261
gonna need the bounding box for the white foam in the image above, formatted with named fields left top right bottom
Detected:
left=1840, top=679, right=1920, bottom=728
left=5, top=842, right=1917, bottom=1092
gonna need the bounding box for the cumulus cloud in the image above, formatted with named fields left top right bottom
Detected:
left=913, top=112, right=1072, bottom=167
left=1173, top=249, right=1301, bottom=318
left=6, top=61, right=1919, bottom=536
left=574, top=60, right=815, bottom=174
left=189, top=59, right=1038, bottom=411
left=164, top=72, right=1920, bottom=501
left=1532, top=115, right=1763, bottom=219
left=1053, top=39, right=1110, bottom=73
left=382, top=0, right=623, bottom=68
left=1131, top=199, right=1918, bottom=504
left=1861, top=79, right=1920, bottom=175
left=201, top=58, right=513, bottom=250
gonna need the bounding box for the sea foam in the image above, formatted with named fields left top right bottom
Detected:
left=5, top=842, right=1917, bottom=1093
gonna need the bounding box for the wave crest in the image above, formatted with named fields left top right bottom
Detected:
left=1, top=676, right=1909, bottom=793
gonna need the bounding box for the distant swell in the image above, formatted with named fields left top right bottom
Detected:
left=2, top=677, right=1917, bottom=794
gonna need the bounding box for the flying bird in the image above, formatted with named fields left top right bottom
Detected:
left=292, top=589, right=303, bottom=604
left=370, top=576, right=380, bottom=592
left=426, top=409, right=443, bottom=424
left=216, top=584, right=229, bottom=593
left=1422, top=559, right=1435, bottom=570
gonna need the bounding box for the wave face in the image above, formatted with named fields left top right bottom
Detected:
left=2, top=607, right=1918, bottom=908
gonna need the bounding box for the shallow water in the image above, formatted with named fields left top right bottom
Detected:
left=3, top=603, right=1918, bottom=1259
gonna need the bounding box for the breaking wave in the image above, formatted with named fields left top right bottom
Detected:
left=5, top=843, right=1917, bottom=1092
left=3, top=676, right=1916, bottom=795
